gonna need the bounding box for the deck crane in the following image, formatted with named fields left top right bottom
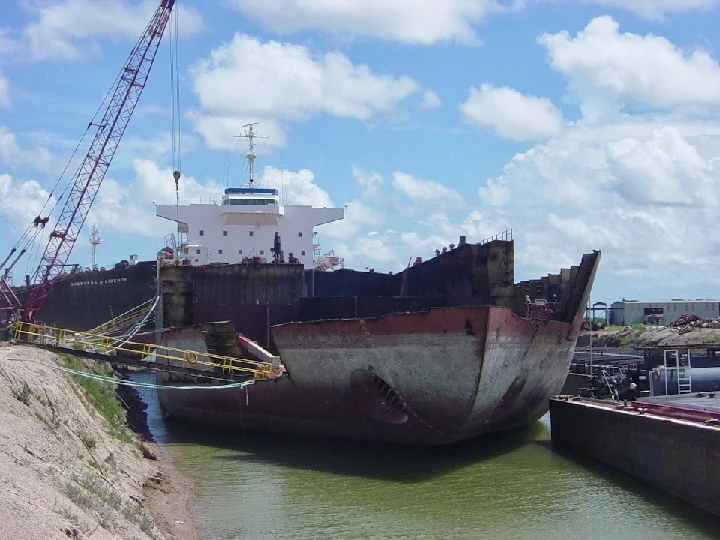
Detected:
left=0, top=0, right=177, bottom=322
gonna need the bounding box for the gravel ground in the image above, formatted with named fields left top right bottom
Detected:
left=0, top=343, right=198, bottom=539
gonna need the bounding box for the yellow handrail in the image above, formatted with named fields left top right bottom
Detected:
left=87, top=301, right=155, bottom=335
left=13, top=322, right=274, bottom=379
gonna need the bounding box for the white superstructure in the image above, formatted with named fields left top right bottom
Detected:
left=156, top=124, right=345, bottom=269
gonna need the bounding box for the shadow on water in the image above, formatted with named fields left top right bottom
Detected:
left=159, top=415, right=549, bottom=482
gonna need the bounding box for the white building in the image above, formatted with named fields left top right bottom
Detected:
left=609, top=300, right=720, bottom=326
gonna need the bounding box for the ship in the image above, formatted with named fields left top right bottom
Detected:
left=155, top=243, right=599, bottom=445
left=12, top=256, right=157, bottom=331
left=148, top=124, right=601, bottom=445
left=14, top=123, right=600, bottom=445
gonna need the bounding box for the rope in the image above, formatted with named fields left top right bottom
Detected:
left=109, top=296, right=159, bottom=347
left=2, top=356, right=256, bottom=391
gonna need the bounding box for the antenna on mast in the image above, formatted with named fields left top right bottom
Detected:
left=233, top=123, right=268, bottom=187
left=280, top=149, right=286, bottom=205
left=89, top=224, right=102, bottom=271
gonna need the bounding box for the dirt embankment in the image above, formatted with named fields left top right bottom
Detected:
left=580, top=326, right=720, bottom=348
left=0, top=344, right=198, bottom=540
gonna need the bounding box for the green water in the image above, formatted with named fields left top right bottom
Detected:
left=137, top=385, right=719, bottom=540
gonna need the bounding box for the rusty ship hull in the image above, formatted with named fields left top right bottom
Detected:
left=156, top=306, right=587, bottom=445
left=154, top=242, right=600, bottom=445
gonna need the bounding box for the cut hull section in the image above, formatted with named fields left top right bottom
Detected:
left=158, top=307, right=584, bottom=445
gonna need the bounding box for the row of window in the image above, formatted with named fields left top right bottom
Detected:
left=628, top=303, right=717, bottom=312
left=199, top=230, right=304, bottom=238
left=222, top=199, right=278, bottom=206
left=192, top=249, right=306, bottom=256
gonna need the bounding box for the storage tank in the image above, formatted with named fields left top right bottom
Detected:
left=650, top=367, right=720, bottom=395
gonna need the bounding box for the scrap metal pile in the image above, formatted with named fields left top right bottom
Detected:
left=672, top=314, right=720, bottom=334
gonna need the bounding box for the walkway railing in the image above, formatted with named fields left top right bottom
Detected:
left=13, top=322, right=275, bottom=380
left=87, top=297, right=157, bottom=336
left=479, top=228, right=512, bottom=245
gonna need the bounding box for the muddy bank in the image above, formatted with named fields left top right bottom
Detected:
left=0, top=344, right=198, bottom=539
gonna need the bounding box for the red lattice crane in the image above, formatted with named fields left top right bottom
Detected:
left=4, top=0, right=177, bottom=322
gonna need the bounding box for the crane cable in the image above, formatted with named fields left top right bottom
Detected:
left=1, top=68, right=125, bottom=278
left=170, top=7, right=181, bottom=177
left=24, top=69, right=125, bottom=280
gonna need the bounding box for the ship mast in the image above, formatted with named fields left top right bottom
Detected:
left=89, top=224, right=102, bottom=271
left=234, top=123, right=267, bottom=187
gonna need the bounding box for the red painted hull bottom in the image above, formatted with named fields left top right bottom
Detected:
left=157, top=305, right=585, bottom=445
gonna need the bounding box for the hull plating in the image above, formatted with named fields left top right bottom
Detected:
left=158, top=305, right=584, bottom=445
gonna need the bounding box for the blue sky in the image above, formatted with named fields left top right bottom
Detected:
left=1, top=0, right=720, bottom=305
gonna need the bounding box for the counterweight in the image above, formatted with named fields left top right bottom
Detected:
left=21, top=0, right=176, bottom=321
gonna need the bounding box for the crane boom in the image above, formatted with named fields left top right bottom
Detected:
left=21, top=0, right=176, bottom=322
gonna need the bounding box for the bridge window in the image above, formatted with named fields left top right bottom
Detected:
left=223, top=231, right=227, bottom=237
left=199, top=230, right=204, bottom=236
left=298, top=232, right=303, bottom=237
left=196, top=249, right=200, bottom=255
left=238, top=249, right=243, bottom=255
left=249, top=231, right=254, bottom=237
left=301, top=250, right=305, bottom=256
left=218, top=249, right=223, bottom=255
left=260, top=250, right=264, bottom=255
left=223, top=198, right=277, bottom=206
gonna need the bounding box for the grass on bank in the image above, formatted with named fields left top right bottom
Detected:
left=62, top=474, right=156, bottom=537
left=57, top=353, right=133, bottom=443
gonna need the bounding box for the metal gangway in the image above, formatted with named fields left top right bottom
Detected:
left=86, top=297, right=158, bottom=337
left=12, top=321, right=277, bottom=382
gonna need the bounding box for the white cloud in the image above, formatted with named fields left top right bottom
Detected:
left=0, top=71, right=10, bottom=108
left=391, top=172, right=464, bottom=206
left=538, top=16, right=720, bottom=116
left=189, top=34, right=420, bottom=149
left=87, top=160, right=224, bottom=236
left=229, top=0, right=515, bottom=45
left=477, top=113, right=720, bottom=295
left=310, top=166, right=501, bottom=270
left=0, top=0, right=204, bottom=62
left=257, top=166, right=334, bottom=208
left=478, top=176, right=511, bottom=207
left=471, top=21, right=720, bottom=297
left=0, top=126, right=56, bottom=173
left=0, top=174, right=52, bottom=230
left=607, top=126, right=720, bottom=207
left=581, top=0, right=719, bottom=20
left=461, top=83, right=564, bottom=141
left=355, top=236, right=397, bottom=263
left=352, top=166, right=384, bottom=197
left=88, top=177, right=158, bottom=236
left=187, top=113, right=287, bottom=153
left=327, top=209, right=506, bottom=271
left=319, top=200, right=378, bottom=239
left=132, top=159, right=224, bottom=205
left=399, top=212, right=493, bottom=257
left=422, top=90, right=442, bottom=109
left=482, top=117, right=720, bottom=209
